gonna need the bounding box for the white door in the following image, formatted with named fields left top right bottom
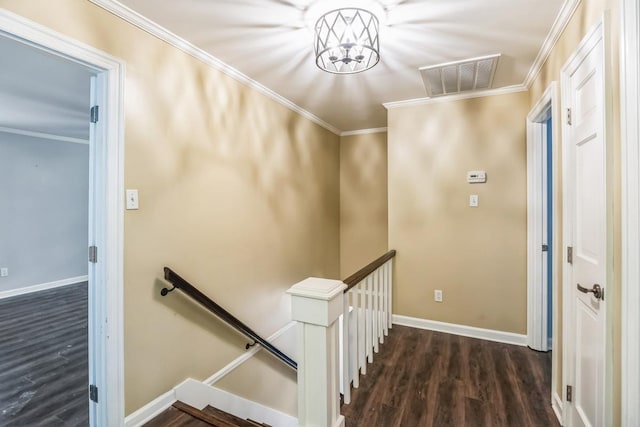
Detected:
left=0, top=11, right=126, bottom=425
left=562, top=21, right=609, bottom=427
left=88, top=74, right=99, bottom=427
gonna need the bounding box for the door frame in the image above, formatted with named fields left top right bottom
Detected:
left=526, top=81, right=560, bottom=406
left=620, top=0, right=640, bottom=425
left=561, top=15, right=613, bottom=426
left=0, top=9, right=126, bottom=426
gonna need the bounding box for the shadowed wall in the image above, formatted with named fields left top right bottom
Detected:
left=340, top=132, right=388, bottom=278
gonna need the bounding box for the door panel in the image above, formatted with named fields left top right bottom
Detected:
left=564, top=24, right=607, bottom=427
left=575, top=299, right=599, bottom=426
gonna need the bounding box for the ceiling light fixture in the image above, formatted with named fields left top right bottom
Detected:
left=314, top=8, right=380, bottom=74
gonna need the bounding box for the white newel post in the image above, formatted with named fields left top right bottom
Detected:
left=287, top=278, right=346, bottom=427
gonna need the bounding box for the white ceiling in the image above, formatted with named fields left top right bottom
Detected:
left=0, top=35, right=93, bottom=140
left=116, top=0, right=566, bottom=132
left=0, top=1, right=568, bottom=137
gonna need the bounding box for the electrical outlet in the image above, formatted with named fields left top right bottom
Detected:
left=0, top=268, right=8, bottom=277
left=434, top=289, right=443, bottom=302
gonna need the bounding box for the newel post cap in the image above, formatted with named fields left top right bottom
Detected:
left=286, top=277, right=346, bottom=300
left=287, top=277, right=346, bottom=326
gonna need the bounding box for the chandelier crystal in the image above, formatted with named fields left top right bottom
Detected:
left=314, top=8, right=380, bottom=74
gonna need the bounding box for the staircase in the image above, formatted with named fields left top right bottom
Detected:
left=152, top=250, right=396, bottom=427
left=144, top=401, right=271, bottom=427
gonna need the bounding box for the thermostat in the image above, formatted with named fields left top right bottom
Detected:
left=467, top=170, right=486, bottom=183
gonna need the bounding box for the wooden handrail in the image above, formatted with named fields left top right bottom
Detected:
left=161, top=267, right=297, bottom=371
left=343, top=250, right=396, bottom=293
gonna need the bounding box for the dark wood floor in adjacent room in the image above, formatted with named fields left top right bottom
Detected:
left=0, top=282, right=89, bottom=426
left=342, top=325, right=559, bottom=427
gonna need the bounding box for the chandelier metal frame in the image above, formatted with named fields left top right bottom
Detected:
left=314, top=8, right=380, bottom=74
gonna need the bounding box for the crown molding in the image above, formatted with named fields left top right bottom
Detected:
left=89, top=0, right=581, bottom=130
left=340, top=127, right=387, bottom=137
left=382, top=84, right=527, bottom=110
left=382, top=0, right=580, bottom=111
left=0, top=126, right=89, bottom=144
left=88, top=0, right=342, bottom=136
left=523, top=0, right=583, bottom=88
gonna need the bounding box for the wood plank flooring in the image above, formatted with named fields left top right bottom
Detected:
left=342, top=325, right=559, bottom=427
left=0, top=282, right=88, bottom=426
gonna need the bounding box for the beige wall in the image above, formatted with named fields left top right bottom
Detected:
left=529, top=0, right=621, bottom=420
left=2, top=0, right=625, bottom=422
left=388, top=91, right=530, bottom=333
left=339, top=132, right=388, bottom=278
left=0, top=0, right=340, bottom=413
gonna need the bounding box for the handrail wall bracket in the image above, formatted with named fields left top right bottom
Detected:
left=160, top=285, right=176, bottom=296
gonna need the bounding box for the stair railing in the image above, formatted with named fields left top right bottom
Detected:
left=340, top=250, right=396, bottom=404
left=161, top=267, right=297, bottom=370
left=286, top=250, right=396, bottom=427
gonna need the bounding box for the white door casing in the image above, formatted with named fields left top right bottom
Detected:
left=561, top=16, right=612, bottom=427
left=620, top=0, right=640, bottom=425
left=526, top=81, right=561, bottom=418
left=0, top=9, right=126, bottom=426
left=527, top=82, right=559, bottom=354
left=89, top=74, right=99, bottom=426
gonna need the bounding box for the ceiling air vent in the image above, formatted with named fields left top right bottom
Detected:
left=419, top=54, right=501, bottom=97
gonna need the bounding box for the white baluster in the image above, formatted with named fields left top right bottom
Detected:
left=383, top=263, right=389, bottom=337
left=350, top=289, right=359, bottom=388
left=342, top=288, right=350, bottom=404
left=373, top=269, right=379, bottom=353
left=388, top=260, right=393, bottom=329
left=366, top=275, right=373, bottom=363
left=378, top=267, right=384, bottom=344
left=358, top=282, right=367, bottom=375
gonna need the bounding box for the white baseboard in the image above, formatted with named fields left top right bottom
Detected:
left=392, top=314, right=527, bottom=346
left=204, top=321, right=296, bottom=385
left=176, top=379, right=297, bottom=427
left=0, top=275, right=88, bottom=300
left=552, top=391, right=563, bottom=424
left=124, top=388, right=176, bottom=427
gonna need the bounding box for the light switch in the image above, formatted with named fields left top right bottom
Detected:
left=469, top=194, right=479, bottom=207
left=126, top=189, right=139, bottom=210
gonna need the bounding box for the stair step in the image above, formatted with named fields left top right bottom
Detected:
left=143, top=401, right=271, bottom=427
left=142, top=405, right=211, bottom=427
left=203, top=405, right=263, bottom=427
left=173, top=401, right=238, bottom=427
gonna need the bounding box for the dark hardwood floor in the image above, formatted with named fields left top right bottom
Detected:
left=0, top=282, right=89, bottom=426
left=342, top=325, right=559, bottom=427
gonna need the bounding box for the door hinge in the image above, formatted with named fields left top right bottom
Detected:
left=566, top=108, right=572, bottom=126
left=89, top=246, right=98, bottom=263
left=566, top=385, right=573, bottom=402
left=567, top=246, right=573, bottom=264
left=542, top=244, right=549, bottom=252
left=89, top=384, right=99, bottom=403
left=90, top=105, right=99, bottom=123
